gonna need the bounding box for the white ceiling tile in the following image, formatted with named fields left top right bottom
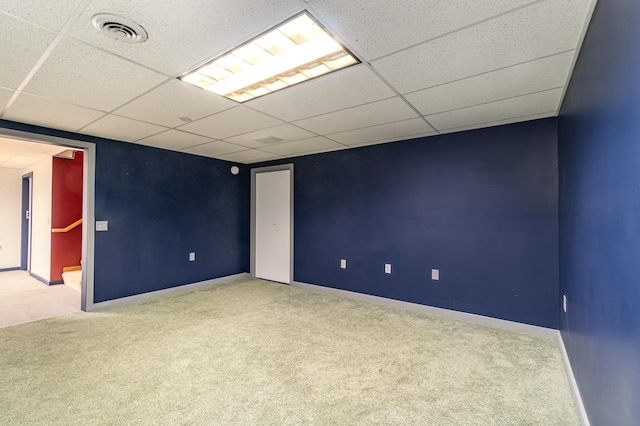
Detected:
left=0, top=14, right=56, bottom=90
left=0, top=87, right=14, bottom=111
left=438, top=112, right=557, bottom=135
left=113, top=80, right=236, bottom=128
left=3, top=93, right=105, bottom=132
left=1, top=162, right=32, bottom=169
left=372, top=0, right=590, bottom=93
left=178, top=106, right=284, bottom=140
left=327, top=118, right=436, bottom=146
left=81, top=114, right=167, bottom=142
left=283, top=145, right=351, bottom=158
left=247, top=65, right=396, bottom=121
left=348, top=131, right=437, bottom=148
left=260, top=136, right=343, bottom=156
left=0, top=0, right=595, bottom=157
left=426, top=89, right=563, bottom=132
left=0, top=0, right=85, bottom=31
left=293, top=97, right=418, bottom=135
left=24, top=37, right=168, bottom=112
left=218, top=149, right=281, bottom=164
left=136, top=130, right=214, bottom=151
left=310, top=0, right=532, bottom=60
left=0, top=138, right=69, bottom=157
left=0, top=147, right=55, bottom=171
left=0, top=141, right=70, bottom=171
left=66, top=0, right=302, bottom=76
left=22, top=143, right=69, bottom=156
left=181, top=141, right=247, bottom=157
left=0, top=138, right=42, bottom=154
left=223, top=124, right=315, bottom=149
left=6, top=154, right=44, bottom=165
left=406, top=52, right=575, bottom=116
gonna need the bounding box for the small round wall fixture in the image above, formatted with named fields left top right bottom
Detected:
left=230, top=166, right=240, bottom=175
left=92, top=13, right=148, bottom=43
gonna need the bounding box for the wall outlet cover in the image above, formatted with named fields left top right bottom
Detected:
left=432, top=269, right=440, bottom=280
left=385, top=264, right=391, bottom=274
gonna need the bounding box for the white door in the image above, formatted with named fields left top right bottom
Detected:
left=255, top=169, right=291, bottom=283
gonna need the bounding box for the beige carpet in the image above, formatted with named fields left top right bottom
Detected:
left=0, top=270, right=80, bottom=328
left=0, top=279, right=579, bottom=425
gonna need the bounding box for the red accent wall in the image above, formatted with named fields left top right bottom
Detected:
left=50, top=151, right=83, bottom=282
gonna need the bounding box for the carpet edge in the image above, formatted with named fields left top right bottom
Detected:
left=88, top=273, right=251, bottom=311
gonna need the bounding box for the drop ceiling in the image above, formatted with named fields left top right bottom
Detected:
left=0, top=137, right=71, bottom=168
left=0, top=0, right=595, bottom=164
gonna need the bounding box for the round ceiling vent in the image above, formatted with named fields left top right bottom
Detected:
left=91, top=13, right=148, bottom=43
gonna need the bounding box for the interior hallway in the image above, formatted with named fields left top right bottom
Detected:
left=0, top=270, right=80, bottom=329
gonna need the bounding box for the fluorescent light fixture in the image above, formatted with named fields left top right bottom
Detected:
left=179, top=13, right=359, bottom=102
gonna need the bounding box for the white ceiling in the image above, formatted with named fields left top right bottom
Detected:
left=0, top=0, right=595, bottom=164
left=0, top=137, right=69, bottom=168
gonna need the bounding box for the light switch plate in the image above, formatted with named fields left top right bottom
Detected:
left=340, top=259, right=346, bottom=269
left=385, top=264, right=391, bottom=274
left=189, top=252, right=196, bottom=261
left=432, top=269, right=439, bottom=280
left=96, top=221, right=108, bottom=231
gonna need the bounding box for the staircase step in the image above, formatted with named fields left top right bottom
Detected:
left=62, top=269, right=82, bottom=292
left=62, top=265, right=82, bottom=273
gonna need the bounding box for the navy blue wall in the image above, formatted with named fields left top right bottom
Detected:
left=259, top=118, right=560, bottom=328
left=558, top=0, right=640, bottom=424
left=93, top=139, right=249, bottom=302
left=0, top=119, right=250, bottom=303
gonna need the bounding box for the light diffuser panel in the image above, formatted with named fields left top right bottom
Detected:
left=179, top=13, right=359, bottom=102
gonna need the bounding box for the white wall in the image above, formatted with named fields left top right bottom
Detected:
left=0, top=168, right=22, bottom=269
left=23, top=158, right=52, bottom=281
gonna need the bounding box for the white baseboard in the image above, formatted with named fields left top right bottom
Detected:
left=89, top=273, right=251, bottom=311
left=292, top=281, right=590, bottom=421
left=558, top=331, right=590, bottom=426
left=292, top=281, right=557, bottom=339
left=87, top=275, right=587, bottom=422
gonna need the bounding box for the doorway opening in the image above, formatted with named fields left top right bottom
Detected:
left=0, top=127, right=96, bottom=316
left=251, top=164, right=294, bottom=284
left=20, top=172, right=32, bottom=271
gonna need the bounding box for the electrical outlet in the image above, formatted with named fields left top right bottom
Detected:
left=385, top=264, right=391, bottom=274
left=340, top=259, right=347, bottom=269
left=189, top=252, right=196, bottom=262
left=431, top=269, right=439, bottom=280
left=563, top=295, right=567, bottom=313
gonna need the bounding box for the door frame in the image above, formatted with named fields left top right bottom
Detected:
left=251, top=164, right=294, bottom=284
left=20, top=172, right=33, bottom=271
left=0, top=127, right=96, bottom=312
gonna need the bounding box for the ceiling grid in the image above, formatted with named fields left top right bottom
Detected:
left=0, top=0, right=595, bottom=163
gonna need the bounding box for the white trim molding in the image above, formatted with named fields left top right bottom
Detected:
left=250, top=164, right=294, bottom=284
left=0, top=127, right=96, bottom=312
left=558, top=331, right=591, bottom=426
left=292, top=281, right=557, bottom=339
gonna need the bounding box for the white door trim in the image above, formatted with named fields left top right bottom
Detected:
left=251, top=164, right=294, bottom=284
left=0, top=127, right=96, bottom=311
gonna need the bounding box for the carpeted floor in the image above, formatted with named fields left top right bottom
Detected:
left=0, top=270, right=80, bottom=328
left=0, top=279, right=579, bottom=425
